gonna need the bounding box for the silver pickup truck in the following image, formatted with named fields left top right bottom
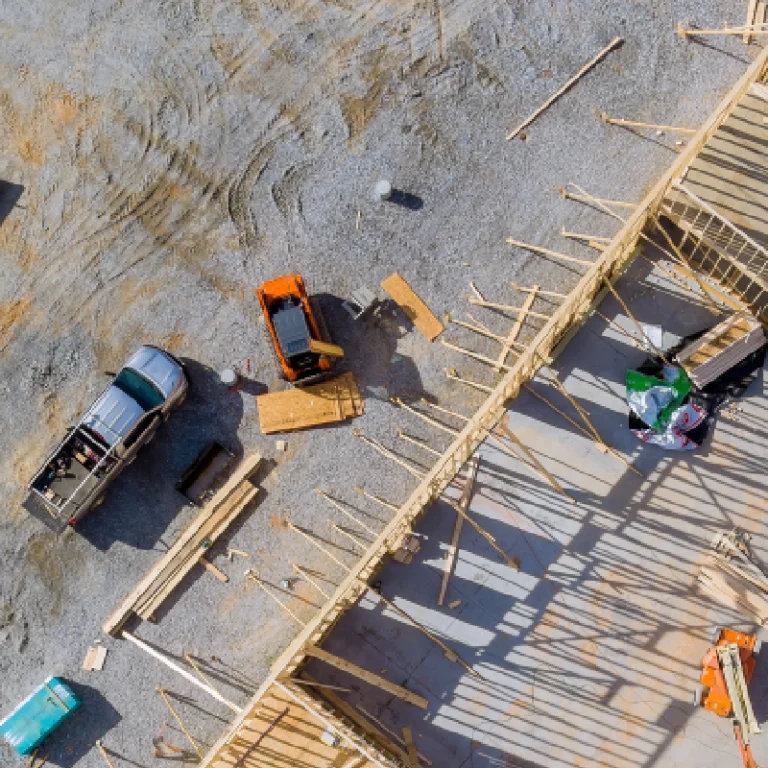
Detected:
left=22, top=346, right=188, bottom=532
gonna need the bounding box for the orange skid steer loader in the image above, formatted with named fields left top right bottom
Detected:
left=256, top=274, right=344, bottom=384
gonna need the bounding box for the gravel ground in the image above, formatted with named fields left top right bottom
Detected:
left=0, top=1, right=758, bottom=766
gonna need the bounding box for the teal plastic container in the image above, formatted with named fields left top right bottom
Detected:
left=0, top=677, right=81, bottom=755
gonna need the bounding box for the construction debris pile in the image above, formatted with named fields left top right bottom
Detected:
left=698, top=529, right=768, bottom=624
left=627, top=311, right=767, bottom=450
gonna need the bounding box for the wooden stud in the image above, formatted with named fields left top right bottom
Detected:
left=230, top=706, right=290, bottom=768
left=300, top=672, right=417, bottom=767
left=467, top=296, right=552, bottom=319
left=401, top=727, right=419, bottom=768
left=506, top=237, right=593, bottom=266
left=441, top=339, right=514, bottom=371
left=469, top=281, right=485, bottom=300
left=246, top=570, right=307, bottom=627
left=599, top=112, right=697, bottom=134
left=330, top=521, right=369, bottom=552
left=303, top=645, right=429, bottom=709
left=561, top=229, right=612, bottom=243
left=398, top=429, right=443, bottom=457
left=158, top=688, right=204, bottom=758
left=200, top=556, right=229, bottom=583
left=317, top=490, right=380, bottom=536
left=274, top=680, right=394, bottom=768
left=558, top=188, right=635, bottom=210
left=506, top=37, right=623, bottom=140
left=445, top=313, right=508, bottom=343
left=438, top=457, right=479, bottom=605
left=357, top=706, right=432, bottom=765
left=285, top=677, right=351, bottom=693
left=495, top=418, right=572, bottom=499
left=676, top=22, right=768, bottom=37
left=365, top=584, right=481, bottom=678
left=746, top=0, right=760, bottom=42
left=356, top=486, right=399, bottom=511
left=183, top=653, right=225, bottom=700
left=287, top=522, right=352, bottom=572
left=121, top=631, right=243, bottom=713
left=495, top=284, right=538, bottom=370
left=292, top=563, right=333, bottom=599
left=94, top=741, right=117, bottom=768
left=602, top=278, right=674, bottom=366
left=445, top=368, right=493, bottom=393
left=354, top=430, right=426, bottom=479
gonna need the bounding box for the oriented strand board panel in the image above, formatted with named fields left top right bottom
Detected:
left=211, top=686, right=377, bottom=768
left=257, top=372, right=363, bottom=433
left=381, top=272, right=444, bottom=340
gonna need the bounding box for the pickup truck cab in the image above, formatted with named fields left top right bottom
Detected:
left=22, top=346, right=188, bottom=532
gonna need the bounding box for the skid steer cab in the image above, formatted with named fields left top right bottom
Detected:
left=255, top=274, right=344, bottom=385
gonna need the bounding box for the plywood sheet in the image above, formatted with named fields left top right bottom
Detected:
left=257, top=372, right=364, bottom=433
left=381, top=272, right=443, bottom=341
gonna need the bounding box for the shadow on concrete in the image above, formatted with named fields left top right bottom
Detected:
left=387, top=189, right=424, bottom=211
left=294, top=251, right=768, bottom=768
left=313, top=293, right=426, bottom=404
left=0, top=180, right=24, bottom=227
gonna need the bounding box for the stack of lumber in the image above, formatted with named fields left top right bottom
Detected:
left=103, top=454, right=263, bottom=636
left=697, top=529, right=768, bottom=624
left=257, top=372, right=363, bottom=433
left=676, top=311, right=765, bottom=388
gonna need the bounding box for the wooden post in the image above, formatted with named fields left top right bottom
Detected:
left=495, top=284, right=538, bottom=370
left=600, top=112, right=697, bottom=134
left=467, top=296, right=552, bottom=319
left=356, top=486, right=399, bottom=511
left=94, top=741, right=117, bottom=768
left=302, top=645, right=429, bottom=708
left=506, top=237, right=592, bottom=265
left=398, top=429, right=442, bottom=457
left=287, top=522, right=351, bottom=572
left=121, top=631, right=243, bottom=713
left=561, top=229, right=612, bottom=243
left=157, top=688, right=204, bottom=758
left=292, top=563, right=333, bottom=599
left=558, top=188, right=635, bottom=210
left=246, top=570, right=307, bottom=627
left=330, top=521, right=369, bottom=552
left=438, top=458, right=478, bottom=605
left=401, top=727, right=419, bottom=768
left=441, top=339, right=514, bottom=371
left=184, top=653, right=226, bottom=701
left=317, top=490, right=380, bottom=536
left=506, top=37, right=623, bottom=139
left=602, top=278, right=674, bottom=366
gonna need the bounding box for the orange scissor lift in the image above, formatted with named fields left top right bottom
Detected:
left=695, top=627, right=762, bottom=768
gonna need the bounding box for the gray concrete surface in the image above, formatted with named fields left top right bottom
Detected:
left=0, top=0, right=762, bottom=766
left=308, top=253, right=768, bottom=767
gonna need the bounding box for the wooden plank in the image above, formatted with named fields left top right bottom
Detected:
left=401, top=727, right=419, bottom=768
left=196, top=48, right=768, bottom=768
left=299, top=673, right=415, bottom=767
left=82, top=647, right=98, bottom=671
left=257, top=373, right=363, bottom=433
left=103, top=454, right=262, bottom=634
left=303, top=645, right=429, bottom=709
left=381, top=272, right=444, bottom=341
left=438, top=457, right=479, bottom=605
left=308, top=339, right=345, bottom=357
left=494, top=286, right=538, bottom=370
left=506, top=37, right=623, bottom=140
left=200, top=557, right=229, bottom=583
left=745, top=0, right=759, bottom=43
left=137, top=482, right=261, bottom=619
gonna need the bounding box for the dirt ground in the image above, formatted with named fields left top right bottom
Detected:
left=0, top=1, right=760, bottom=766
